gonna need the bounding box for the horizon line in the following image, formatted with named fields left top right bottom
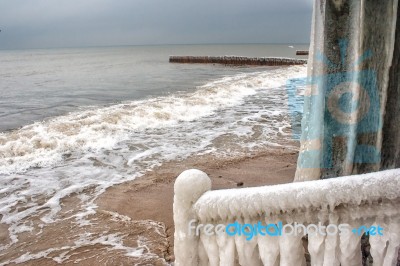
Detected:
left=0, top=42, right=310, bottom=51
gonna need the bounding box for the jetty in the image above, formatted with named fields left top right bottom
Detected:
left=296, top=50, right=309, bottom=55
left=169, top=56, right=307, bottom=66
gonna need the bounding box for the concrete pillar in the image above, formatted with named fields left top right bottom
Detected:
left=173, top=169, right=211, bottom=266
left=295, top=0, right=399, bottom=181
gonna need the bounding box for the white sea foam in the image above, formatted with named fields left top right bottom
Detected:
left=0, top=233, right=147, bottom=266
left=0, top=65, right=305, bottom=175
left=0, top=65, right=307, bottom=261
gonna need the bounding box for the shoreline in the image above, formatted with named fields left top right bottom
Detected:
left=0, top=147, right=298, bottom=265
left=96, top=147, right=299, bottom=264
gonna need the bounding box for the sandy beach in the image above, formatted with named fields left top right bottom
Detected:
left=2, top=0, right=399, bottom=264
left=0, top=147, right=297, bottom=265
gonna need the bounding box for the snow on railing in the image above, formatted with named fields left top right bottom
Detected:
left=173, top=169, right=400, bottom=266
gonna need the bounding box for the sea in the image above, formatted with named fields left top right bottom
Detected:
left=0, top=44, right=308, bottom=264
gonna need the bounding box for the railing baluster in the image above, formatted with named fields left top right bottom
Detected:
left=338, top=221, right=362, bottom=266
left=308, top=232, right=326, bottom=266
left=257, top=227, right=280, bottom=265
left=382, top=221, right=400, bottom=266
left=200, top=233, right=219, bottom=266
left=279, top=234, right=306, bottom=266
left=216, top=232, right=236, bottom=266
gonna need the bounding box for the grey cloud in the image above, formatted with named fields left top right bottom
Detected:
left=0, top=0, right=313, bottom=49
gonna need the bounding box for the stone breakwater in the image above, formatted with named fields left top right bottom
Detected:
left=169, top=56, right=307, bottom=66
left=295, top=50, right=309, bottom=55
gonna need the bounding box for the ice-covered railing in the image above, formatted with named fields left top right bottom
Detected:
left=173, top=169, right=400, bottom=265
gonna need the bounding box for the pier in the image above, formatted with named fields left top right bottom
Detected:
left=169, top=56, right=307, bottom=66
left=295, top=50, right=309, bottom=55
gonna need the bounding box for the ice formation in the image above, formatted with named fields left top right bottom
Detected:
left=173, top=169, right=400, bottom=266
left=295, top=0, right=400, bottom=181
left=173, top=0, right=400, bottom=264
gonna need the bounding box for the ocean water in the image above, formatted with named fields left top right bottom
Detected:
left=0, top=44, right=307, bottom=262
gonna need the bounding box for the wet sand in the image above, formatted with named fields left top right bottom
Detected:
left=0, top=148, right=297, bottom=265
left=96, top=148, right=298, bottom=264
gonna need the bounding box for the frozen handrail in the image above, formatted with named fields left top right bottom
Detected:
left=173, top=169, right=400, bottom=265
left=193, top=169, right=400, bottom=222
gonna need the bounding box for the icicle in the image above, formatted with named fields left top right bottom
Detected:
left=279, top=234, right=306, bottom=266
left=369, top=218, right=388, bottom=266
left=338, top=222, right=362, bottom=265
left=235, top=230, right=247, bottom=266
left=322, top=233, right=340, bottom=266
left=322, top=214, right=340, bottom=266
left=198, top=240, right=209, bottom=266
left=242, top=236, right=262, bottom=266
left=200, top=233, right=219, bottom=266
left=382, top=220, right=400, bottom=266
left=257, top=233, right=280, bottom=265
left=216, top=231, right=236, bottom=266
left=308, top=232, right=326, bottom=266
left=370, top=232, right=389, bottom=266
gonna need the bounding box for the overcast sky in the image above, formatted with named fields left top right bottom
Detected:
left=0, top=0, right=313, bottom=49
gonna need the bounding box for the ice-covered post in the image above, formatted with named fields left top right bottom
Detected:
left=294, top=0, right=400, bottom=181
left=173, top=169, right=211, bottom=266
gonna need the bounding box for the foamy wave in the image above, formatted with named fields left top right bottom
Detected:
left=0, top=65, right=305, bottom=175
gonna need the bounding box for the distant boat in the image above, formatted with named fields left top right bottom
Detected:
left=288, top=45, right=294, bottom=48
